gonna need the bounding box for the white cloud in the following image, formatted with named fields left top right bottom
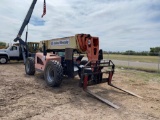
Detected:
left=0, top=0, right=160, bottom=51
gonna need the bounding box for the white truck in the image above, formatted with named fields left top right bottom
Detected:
left=0, top=42, right=39, bottom=64
left=0, top=45, right=23, bottom=64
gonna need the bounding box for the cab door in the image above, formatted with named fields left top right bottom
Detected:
left=8, top=46, right=19, bottom=57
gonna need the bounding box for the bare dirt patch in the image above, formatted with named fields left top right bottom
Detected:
left=0, top=62, right=160, bottom=120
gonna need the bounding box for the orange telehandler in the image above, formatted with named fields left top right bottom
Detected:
left=14, top=0, right=142, bottom=109
left=25, top=34, right=142, bottom=109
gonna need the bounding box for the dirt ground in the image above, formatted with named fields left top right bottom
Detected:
left=0, top=62, right=160, bottom=120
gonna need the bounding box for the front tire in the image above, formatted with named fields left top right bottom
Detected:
left=44, top=60, right=63, bottom=87
left=25, top=57, right=35, bottom=75
left=0, top=56, right=8, bottom=64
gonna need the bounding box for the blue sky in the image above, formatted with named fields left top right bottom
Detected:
left=0, top=0, right=160, bottom=52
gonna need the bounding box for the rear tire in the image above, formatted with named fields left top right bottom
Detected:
left=0, top=56, right=8, bottom=64
left=44, top=60, right=63, bottom=87
left=25, top=57, right=35, bottom=75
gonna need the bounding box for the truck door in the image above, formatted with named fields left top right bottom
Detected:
left=8, top=46, right=19, bottom=57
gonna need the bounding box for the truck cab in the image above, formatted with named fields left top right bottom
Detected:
left=0, top=45, right=23, bottom=64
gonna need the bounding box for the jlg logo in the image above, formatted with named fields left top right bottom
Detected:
left=51, top=40, right=70, bottom=46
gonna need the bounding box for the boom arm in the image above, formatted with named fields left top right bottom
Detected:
left=40, top=34, right=99, bottom=62
left=14, top=0, right=37, bottom=42
left=13, top=0, right=37, bottom=64
left=13, top=0, right=46, bottom=64
left=76, top=34, right=99, bottom=61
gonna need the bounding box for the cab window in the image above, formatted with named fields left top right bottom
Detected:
left=10, top=46, right=17, bottom=51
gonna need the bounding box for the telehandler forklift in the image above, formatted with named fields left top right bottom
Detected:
left=25, top=34, right=142, bottom=109
left=14, top=0, right=142, bottom=109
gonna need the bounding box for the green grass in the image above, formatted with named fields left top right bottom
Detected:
left=104, top=54, right=159, bottom=63
left=117, top=68, right=160, bottom=82
left=116, top=65, right=160, bottom=73
left=77, top=53, right=160, bottom=72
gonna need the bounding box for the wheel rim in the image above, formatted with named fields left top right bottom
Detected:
left=1, top=58, right=6, bottom=63
left=46, top=66, right=54, bottom=83
left=26, top=60, right=30, bottom=73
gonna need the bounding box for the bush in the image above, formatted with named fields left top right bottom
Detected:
left=0, top=41, right=6, bottom=46
left=149, top=47, right=160, bottom=56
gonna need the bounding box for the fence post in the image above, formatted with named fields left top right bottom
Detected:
left=108, top=51, right=110, bottom=60
left=158, top=52, right=160, bottom=73
left=128, top=51, right=130, bottom=69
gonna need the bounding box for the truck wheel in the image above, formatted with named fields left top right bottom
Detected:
left=25, top=57, right=35, bottom=75
left=0, top=56, right=8, bottom=64
left=44, top=60, right=63, bottom=87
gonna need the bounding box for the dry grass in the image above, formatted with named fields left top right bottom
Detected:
left=116, top=65, right=160, bottom=73
left=104, top=54, right=159, bottom=63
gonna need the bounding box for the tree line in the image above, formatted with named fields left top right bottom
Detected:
left=1, top=41, right=159, bottom=56
left=0, top=41, right=6, bottom=46
left=104, top=47, right=160, bottom=56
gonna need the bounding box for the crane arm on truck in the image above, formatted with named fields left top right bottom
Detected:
left=14, top=0, right=37, bottom=41
left=13, top=0, right=46, bottom=63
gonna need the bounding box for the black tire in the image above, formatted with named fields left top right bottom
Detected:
left=25, top=57, right=35, bottom=75
left=44, top=60, right=63, bottom=87
left=0, top=56, right=8, bottom=64
left=78, top=60, right=88, bottom=78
